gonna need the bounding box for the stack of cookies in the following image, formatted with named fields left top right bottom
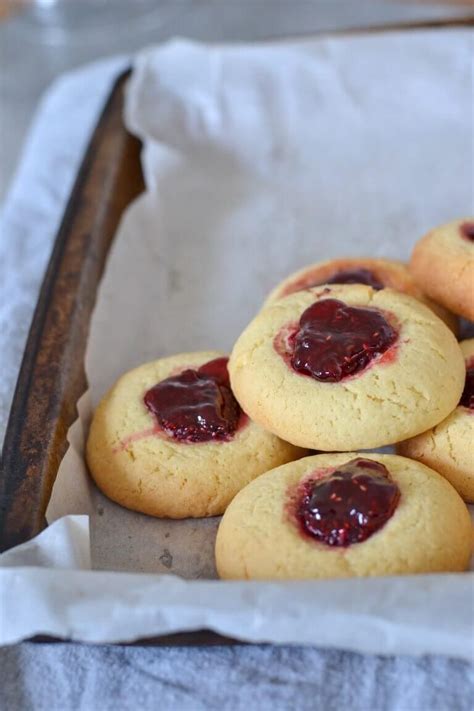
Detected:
left=87, top=218, right=474, bottom=580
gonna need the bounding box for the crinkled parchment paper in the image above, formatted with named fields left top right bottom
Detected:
left=2, top=32, right=473, bottom=656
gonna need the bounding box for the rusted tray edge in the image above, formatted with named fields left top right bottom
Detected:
left=0, top=69, right=145, bottom=551
left=275, top=14, right=474, bottom=39
left=28, top=631, right=244, bottom=647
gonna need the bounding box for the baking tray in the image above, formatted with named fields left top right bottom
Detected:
left=0, top=69, right=240, bottom=647
left=0, top=71, right=144, bottom=553
left=1, top=19, right=473, bottom=646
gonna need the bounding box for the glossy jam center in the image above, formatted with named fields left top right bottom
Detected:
left=460, top=222, right=474, bottom=242
left=460, top=365, right=474, bottom=409
left=144, top=357, right=241, bottom=443
left=290, top=298, right=397, bottom=382
left=295, top=458, right=400, bottom=546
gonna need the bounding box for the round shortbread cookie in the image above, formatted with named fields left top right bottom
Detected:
left=86, top=351, right=304, bottom=518
left=398, top=339, right=474, bottom=502
left=264, top=257, right=457, bottom=332
left=409, top=218, right=474, bottom=321
left=215, top=452, right=472, bottom=580
left=229, top=284, right=465, bottom=450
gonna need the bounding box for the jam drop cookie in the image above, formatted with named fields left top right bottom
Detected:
left=410, top=218, right=474, bottom=321
left=264, top=257, right=456, bottom=332
left=215, top=453, right=472, bottom=580
left=398, top=339, right=474, bottom=502
left=87, top=351, right=304, bottom=518
left=229, top=285, right=465, bottom=450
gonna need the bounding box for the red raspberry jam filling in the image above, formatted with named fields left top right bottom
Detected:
left=289, top=298, right=398, bottom=382
left=144, top=357, right=241, bottom=443
left=460, top=363, right=474, bottom=409
left=460, top=222, right=474, bottom=242
left=294, top=458, right=400, bottom=546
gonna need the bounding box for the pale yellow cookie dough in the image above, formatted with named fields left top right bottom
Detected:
left=398, top=339, right=474, bottom=502
left=264, top=257, right=457, bottom=332
left=229, top=285, right=465, bottom=450
left=215, top=452, right=472, bottom=580
left=87, top=351, right=305, bottom=518
left=410, top=218, right=474, bottom=321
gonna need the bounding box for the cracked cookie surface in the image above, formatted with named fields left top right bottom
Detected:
left=86, top=351, right=304, bottom=518
left=215, top=452, right=472, bottom=580
left=229, top=284, right=465, bottom=450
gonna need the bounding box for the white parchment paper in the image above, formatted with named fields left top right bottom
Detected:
left=2, top=31, right=474, bottom=656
